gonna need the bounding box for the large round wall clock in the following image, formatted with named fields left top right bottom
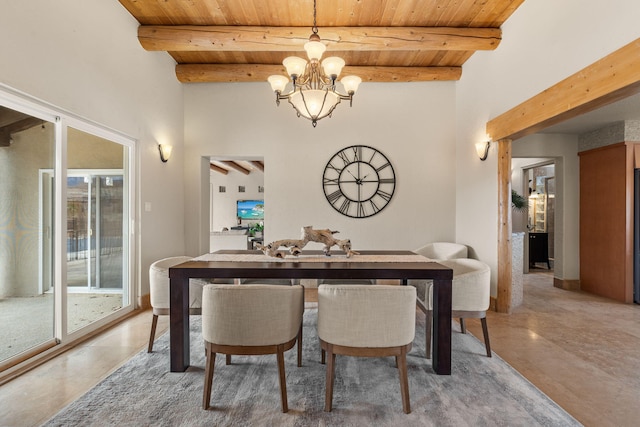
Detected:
left=322, top=145, right=396, bottom=218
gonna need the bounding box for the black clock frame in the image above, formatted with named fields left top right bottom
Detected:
left=322, top=145, right=396, bottom=218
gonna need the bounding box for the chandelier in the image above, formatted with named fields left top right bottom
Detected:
left=267, top=0, right=362, bottom=127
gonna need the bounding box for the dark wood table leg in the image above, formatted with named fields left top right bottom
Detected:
left=170, top=273, right=190, bottom=372
left=432, top=278, right=452, bottom=375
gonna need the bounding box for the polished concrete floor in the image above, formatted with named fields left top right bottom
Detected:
left=466, top=269, right=640, bottom=427
left=0, top=271, right=638, bottom=427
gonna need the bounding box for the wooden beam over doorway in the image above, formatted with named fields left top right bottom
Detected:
left=486, top=38, right=640, bottom=141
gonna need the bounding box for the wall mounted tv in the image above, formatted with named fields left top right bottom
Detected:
left=237, top=199, right=264, bottom=220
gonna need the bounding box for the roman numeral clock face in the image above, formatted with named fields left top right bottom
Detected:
left=322, top=145, right=396, bottom=218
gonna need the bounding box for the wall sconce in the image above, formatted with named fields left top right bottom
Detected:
left=158, top=144, right=173, bottom=163
left=475, top=141, right=491, bottom=161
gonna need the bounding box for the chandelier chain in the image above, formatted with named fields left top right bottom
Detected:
left=312, top=0, right=318, bottom=35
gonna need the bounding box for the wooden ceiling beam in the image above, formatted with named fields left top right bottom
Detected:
left=209, top=163, right=229, bottom=175
left=250, top=161, right=264, bottom=172
left=138, top=25, right=501, bottom=52
left=0, top=117, right=43, bottom=134
left=176, top=64, right=461, bottom=83
left=221, top=161, right=251, bottom=175
left=0, top=117, right=44, bottom=147
left=0, top=130, right=10, bottom=147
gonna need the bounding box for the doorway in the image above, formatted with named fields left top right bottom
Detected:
left=513, top=160, right=556, bottom=274
left=526, top=163, right=555, bottom=271
left=208, top=158, right=265, bottom=252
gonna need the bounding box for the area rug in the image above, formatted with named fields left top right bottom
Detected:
left=43, top=309, right=581, bottom=426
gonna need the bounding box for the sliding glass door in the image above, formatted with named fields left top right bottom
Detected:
left=0, top=106, right=57, bottom=365
left=0, top=93, right=135, bottom=372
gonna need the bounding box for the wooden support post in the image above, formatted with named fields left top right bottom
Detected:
left=496, top=139, right=513, bottom=314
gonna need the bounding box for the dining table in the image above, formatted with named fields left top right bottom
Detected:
left=168, top=249, right=453, bottom=375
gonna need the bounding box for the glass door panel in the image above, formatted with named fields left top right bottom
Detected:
left=67, top=175, right=91, bottom=290
left=98, top=175, right=124, bottom=289
left=0, top=106, right=56, bottom=365
left=66, top=126, right=128, bottom=333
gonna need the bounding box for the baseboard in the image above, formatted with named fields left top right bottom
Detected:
left=553, top=278, right=581, bottom=291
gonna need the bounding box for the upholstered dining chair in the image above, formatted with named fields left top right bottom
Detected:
left=201, top=284, right=304, bottom=412
left=239, top=278, right=298, bottom=285
left=148, top=256, right=216, bottom=353
left=235, top=278, right=304, bottom=366
left=414, top=242, right=468, bottom=260
left=422, top=258, right=492, bottom=359
left=317, top=284, right=416, bottom=414
left=318, top=278, right=375, bottom=285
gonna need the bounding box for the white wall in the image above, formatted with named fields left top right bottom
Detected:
left=455, top=0, right=640, bottom=295
left=184, top=82, right=457, bottom=255
left=0, top=1, right=186, bottom=299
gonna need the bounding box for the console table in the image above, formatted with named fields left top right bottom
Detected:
left=168, top=250, right=453, bottom=375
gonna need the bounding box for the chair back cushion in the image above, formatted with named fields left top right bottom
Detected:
left=318, top=285, right=416, bottom=348
left=414, top=242, right=468, bottom=260
left=202, top=284, right=304, bottom=346
left=150, top=256, right=206, bottom=310
left=426, top=258, right=491, bottom=312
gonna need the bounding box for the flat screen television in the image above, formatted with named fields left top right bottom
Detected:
left=237, top=199, right=264, bottom=220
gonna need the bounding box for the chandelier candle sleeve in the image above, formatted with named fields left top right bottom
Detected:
left=267, top=0, right=362, bottom=127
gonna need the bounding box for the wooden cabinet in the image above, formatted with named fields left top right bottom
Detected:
left=579, top=142, right=635, bottom=303
left=529, top=232, right=550, bottom=269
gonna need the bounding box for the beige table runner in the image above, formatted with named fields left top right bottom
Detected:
left=194, top=253, right=433, bottom=263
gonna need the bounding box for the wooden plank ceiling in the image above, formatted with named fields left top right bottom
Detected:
left=118, top=0, right=524, bottom=83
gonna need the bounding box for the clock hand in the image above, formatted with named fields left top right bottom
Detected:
left=347, top=170, right=362, bottom=184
